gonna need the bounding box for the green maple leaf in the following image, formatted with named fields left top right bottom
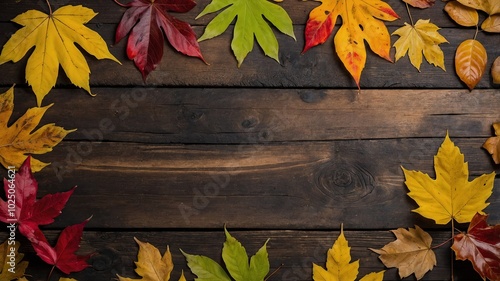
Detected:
left=196, top=0, right=296, bottom=66
left=182, top=227, right=270, bottom=281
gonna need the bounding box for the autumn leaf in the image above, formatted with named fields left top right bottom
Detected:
left=452, top=213, right=500, bottom=280
left=0, top=156, right=76, bottom=240
left=402, top=133, right=495, bottom=225
left=0, top=5, right=120, bottom=106
left=0, top=86, right=75, bottom=172
left=371, top=226, right=436, bottom=280
left=114, top=0, right=205, bottom=81
left=303, top=0, right=399, bottom=88
left=196, top=0, right=295, bottom=66
left=313, top=225, right=384, bottom=281
left=29, top=218, right=91, bottom=274
left=483, top=122, right=500, bottom=164
left=392, top=19, right=448, bottom=71
left=0, top=239, right=28, bottom=280
left=444, top=1, right=479, bottom=27
left=403, top=0, right=435, bottom=9
left=492, top=56, right=500, bottom=84
left=455, top=39, right=487, bottom=90
left=457, top=0, right=500, bottom=32
left=118, top=237, right=186, bottom=281
left=182, top=227, right=270, bottom=281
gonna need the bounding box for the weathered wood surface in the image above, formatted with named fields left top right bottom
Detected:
left=0, top=1, right=499, bottom=89
left=0, top=230, right=484, bottom=281
left=0, top=0, right=499, bottom=280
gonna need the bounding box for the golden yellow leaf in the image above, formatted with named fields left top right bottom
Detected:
left=392, top=19, right=448, bottom=71
left=0, top=239, right=28, bottom=280
left=457, top=0, right=500, bottom=15
left=0, top=86, right=75, bottom=172
left=303, top=0, right=399, bottom=88
left=444, top=1, right=479, bottom=27
left=455, top=39, right=487, bottom=90
left=402, top=133, right=495, bottom=225
left=482, top=14, right=500, bottom=32
left=371, top=226, right=436, bottom=280
left=118, top=237, right=185, bottom=281
left=0, top=5, right=120, bottom=106
left=313, top=225, right=384, bottom=281
left=492, top=56, right=500, bottom=84
left=483, top=122, right=500, bottom=164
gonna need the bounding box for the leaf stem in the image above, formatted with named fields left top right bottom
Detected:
left=431, top=236, right=453, bottom=249
left=405, top=3, right=414, bottom=26
left=265, top=264, right=284, bottom=281
left=451, top=220, right=455, bottom=281
left=45, top=0, right=52, bottom=15
left=473, top=25, right=479, bottom=40
left=113, top=0, right=128, bottom=7
left=46, top=265, right=55, bottom=281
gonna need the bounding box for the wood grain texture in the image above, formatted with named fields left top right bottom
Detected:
left=4, top=87, right=500, bottom=143
left=0, top=0, right=499, bottom=280
left=25, top=139, right=500, bottom=230
left=0, top=1, right=499, bottom=89
left=0, top=230, right=485, bottom=281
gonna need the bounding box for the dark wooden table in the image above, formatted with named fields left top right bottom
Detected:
left=0, top=0, right=499, bottom=280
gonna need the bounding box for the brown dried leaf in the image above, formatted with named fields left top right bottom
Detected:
left=371, top=226, right=436, bottom=280
left=482, top=14, right=500, bottom=32
left=483, top=122, right=500, bottom=164
left=492, top=57, right=500, bottom=84
left=455, top=39, right=487, bottom=90
left=444, top=1, right=479, bottom=27
left=403, top=0, right=435, bottom=8
left=457, top=0, right=500, bottom=15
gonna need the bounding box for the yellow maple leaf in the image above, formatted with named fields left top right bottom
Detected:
left=0, top=5, right=120, bottom=106
left=371, top=226, right=436, bottom=280
left=402, top=133, right=495, bottom=225
left=0, top=239, right=28, bottom=280
left=313, top=225, right=384, bottom=281
left=392, top=19, right=448, bottom=71
left=0, top=86, right=75, bottom=172
left=118, top=237, right=186, bottom=281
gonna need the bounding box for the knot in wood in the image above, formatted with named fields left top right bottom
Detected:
left=314, top=161, right=375, bottom=202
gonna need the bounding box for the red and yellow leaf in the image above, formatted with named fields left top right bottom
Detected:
left=455, top=39, right=487, bottom=90
left=452, top=213, right=500, bottom=280
left=303, top=0, right=399, bottom=88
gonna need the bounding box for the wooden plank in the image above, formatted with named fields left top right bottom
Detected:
left=5, top=87, right=500, bottom=143
left=26, top=139, right=500, bottom=229
left=0, top=24, right=498, bottom=89
left=0, top=0, right=467, bottom=27
left=0, top=230, right=484, bottom=280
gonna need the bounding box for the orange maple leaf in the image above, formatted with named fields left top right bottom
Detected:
left=303, top=0, right=399, bottom=88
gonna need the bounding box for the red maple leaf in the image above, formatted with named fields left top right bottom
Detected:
left=114, top=0, right=206, bottom=80
left=452, top=213, right=500, bottom=280
left=0, top=156, right=75, bottom=239
left=30, top=218, right=92, bottom=274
